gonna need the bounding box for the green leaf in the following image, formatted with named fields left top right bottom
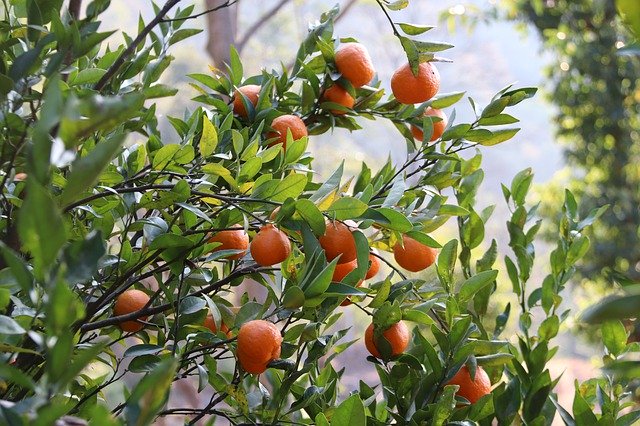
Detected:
left=149, top=234, right=195, bottom=250
left=69, top=68, right=107, bottom=86
left=18, top=181, right=66, bottom=278
left=152, top=144, right=180, bottom=170
left=369, top=278, right=392, bottom=309
left=458, top=270, right=498, bottom=302
left=330, top=394, right=365, bottom=426
left=566, top=235, right=590, bottom=266
left=437, top=240, right=457, bottom=291
left=310, top=162, right=344, bottom=202
left=60, top=133, right=126, bottom=206
left=601, top=321, right=627, bottom=356
left=125, top=358, right=178, bottom=426
left=296, top=199, right=326, bottom=235
left=200, top=117, right=218, bottom=156
left=272, top=174, right=308, bottom=203
left=63, top=230, right=106, bottom=283
left=478, top=113, right=519, bottom=126
left=304, top=258, right=338, bottom=298
left=0, top=362, right=36, bottom=391
left=481, top=97, right=510, bottom=118
left=572, top=387, right=598, bottom=425
left=326, top=197, right=368, bottom=220
left=397, top=23, right=434, bottom=35
left=0, top=242, right=34, bottom=291
left=169, top=28, right=203, bottom=45
left=582, top=294, right=640, bottom=324
left=476, top=128, right=520, bottom=146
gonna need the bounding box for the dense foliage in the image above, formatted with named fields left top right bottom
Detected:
left=499, top=0, right=640, bottom=286
left=0, top=0, right=638, bottom=425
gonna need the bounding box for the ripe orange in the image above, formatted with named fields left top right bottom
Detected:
left=203, top=313, right=231, bottom=337
left=237, top=320, right=282, bottom=374
left=446, top=365, right=491, bottom=404
left=365, top=253, right=380, bottom=279
left=114, top=289, right=150, bottom=332
left=393, top=235, right=437, bottom=272
left=411, top=107, right=448, bottom=142
left=319, top=221, right=357, bottom=264
left=364, top=321, right=410, bottom=359
left=322, top=84, right=355, bottom=115
left=332, top=258, right=358, bottom=281
left=267, top=114, right=308, bottom=150
left=250, top=224, right=291, bottom=266
left=209, top=228, right=249, bottom=260
left=232, top=84, right=260, bottom=117
left=335, top=42, right=375, bottom=88
left=391, top=62, right=440, bottom=104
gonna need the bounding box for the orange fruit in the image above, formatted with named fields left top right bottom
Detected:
left=209, top=228, right=249, bottom=260
left=391, top=62, right=440, bottom=104
left=365, top=253, right=380, bottom=280
left=335, top=42, right=375, bottom=88
left=237, top=320, right=282, bottom=374
left=322, top=84, right=355, bottom=115
left=267, top=114, right=308, bottom=150
left=393, top=235, right=437, bottom=272
left=114, top=289, right=150, bottom=332
left=203, top=313, right=231, bottom=337
left=411, top=107, right=448, bottom=142
left=319, top=221, right=357, bottom=264
left=446, top=365, right=491, bottom=404
left=13, top=173, right=27, bottom=181
left=232, top=84, right=261, bottom=117
left=332, top=258, right=358, bottom=281
left=250, top=224, right=291, bottom=266
left=364, top=321, right=410, bottom=359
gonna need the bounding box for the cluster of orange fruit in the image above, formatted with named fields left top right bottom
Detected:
left=233, top=41, right=447, bottom=151
left=108, top=41, right=490, bottom=403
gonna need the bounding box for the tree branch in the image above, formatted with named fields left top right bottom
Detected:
left=159, top=0, right=238, bottom=23
left=93, top=0, right=181, bottom=91
left=79, top=265, right=270, bottom=332
left=236, top=0, right=292, bottom=53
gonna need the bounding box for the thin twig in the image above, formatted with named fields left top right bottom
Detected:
left=159, top=0, right=238, bottom=23
left=236, top=0, right=291, bottom=53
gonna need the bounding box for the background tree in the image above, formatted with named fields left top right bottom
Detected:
left=494, top=0, right=640, bottom=285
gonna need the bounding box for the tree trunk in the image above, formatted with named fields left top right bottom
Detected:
left=205, top=0, right=238, bottom=68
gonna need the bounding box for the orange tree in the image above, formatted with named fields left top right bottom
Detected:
left=0, top=1, right=638, bottom=425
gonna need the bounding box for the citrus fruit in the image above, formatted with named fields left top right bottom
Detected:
left=250, top=224, right=291, bottom=266
left=114, top=289, right=150, bottom=332
left=391, top=61, right=440, bottom=104
left=267, top=114, right=308, bottom=150
left=365, top=321, right=410, bottom=359
left=203, top=313, right=231, bottom=337
left=393, top=235, right=437, bottom=272
left=411, top=107, right=448, bottom=142
left=13, top=173, right=27, bottom=181
left=365, top=253, right=380, bottom=279
left=237, top=320, right=282, bottom=374
left=319, top=221, right=357, bottom=264
left=209, top=228, right=249, bottom=260
left=232, top=84, right=261, bottom=117
left=446, top=365, right=491, bottom=404
left=335, top=42, right=375, bottom=88
left=322, top=84, right=355, bottom=115
left=332, top=258, right=358, bottom=281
